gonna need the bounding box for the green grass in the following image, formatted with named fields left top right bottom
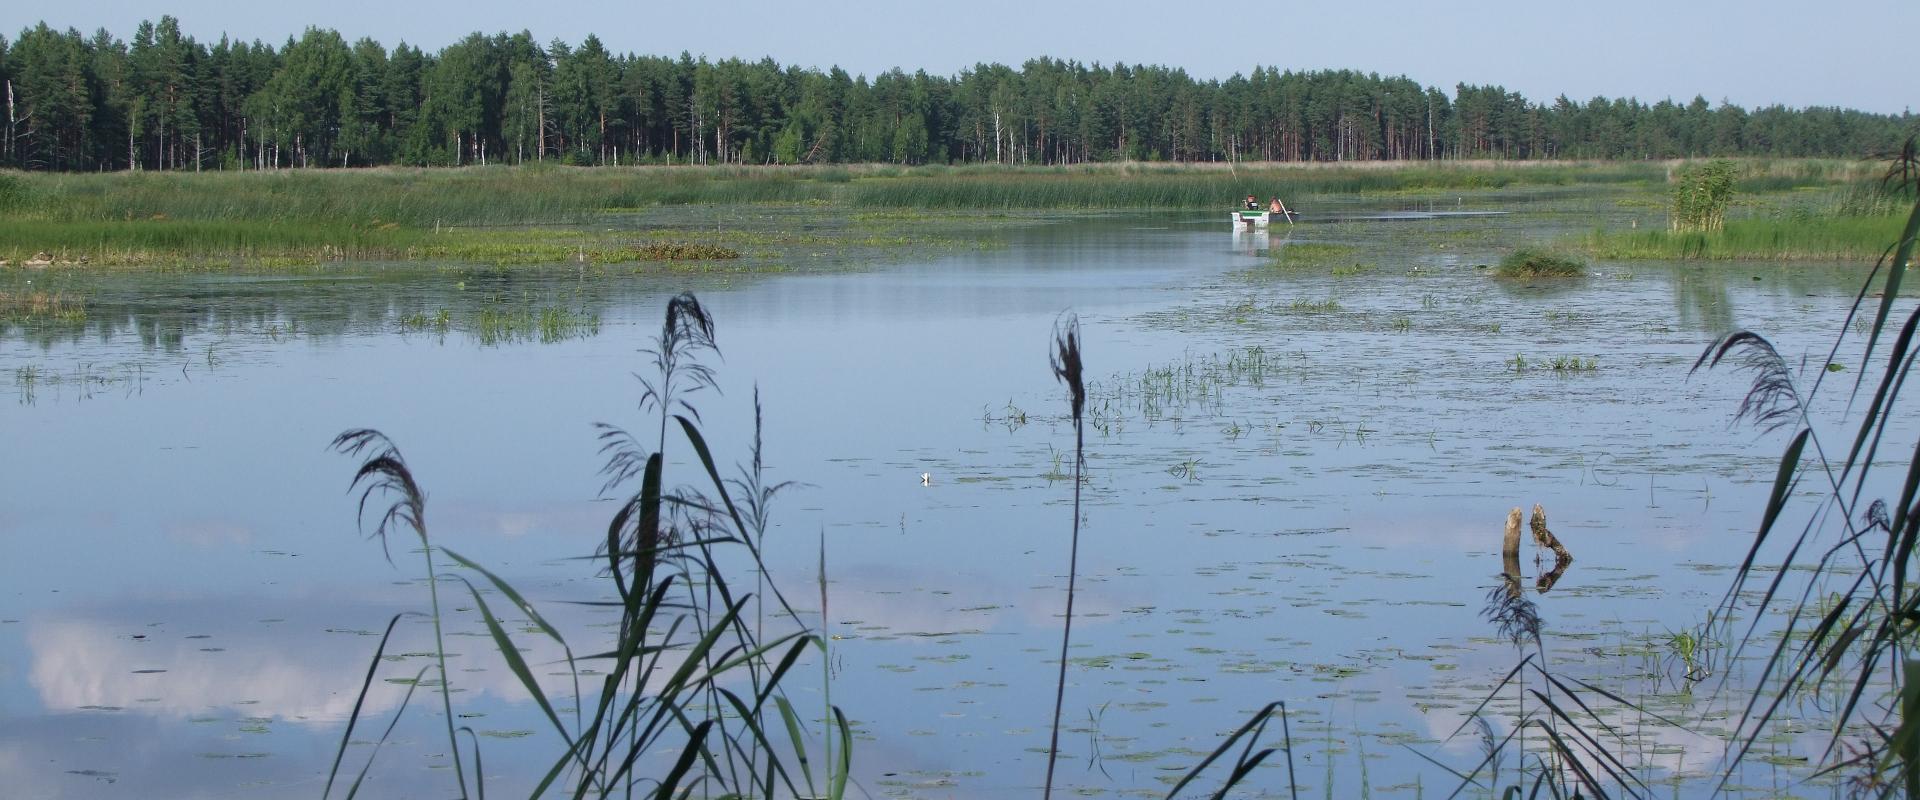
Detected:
left=470, top=305, right=600, bottom=345
left=1270, top=242, right=1358, bottom=269
left=1495, top=248, right=1585, bottom=278
left=1586, top=212, right=1912, bottom=261
left=841, top=161, right=1663, bottom=209
left=2, top=159, right=1884, bottom=267
left=0, top=217, right=754, bottom=268
left=0, top=289, right=86, bottom=324
left=1, top=161, right=1663, bottom=222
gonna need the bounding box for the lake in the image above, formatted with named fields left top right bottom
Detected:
left=1, top=197, right=1899, bottom=798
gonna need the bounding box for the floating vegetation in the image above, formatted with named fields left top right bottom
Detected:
left=1507, top=353, right=1599, bottom=374
left=633, top=242, right=741, bottom=261
left=1285, top=298, right=1342, bottom=314
left=982, top=401, right=1031, bottom=431
left=1494, top=247, right=1585, bottom=278
left=1329, top=262, right=1374, bottom=277
left=1269, top=242, right=1358, bottom=269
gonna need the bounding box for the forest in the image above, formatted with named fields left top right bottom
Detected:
left=1, top=16, right=1913, bottom=172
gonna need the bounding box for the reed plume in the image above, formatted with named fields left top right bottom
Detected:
left=1043, top=314, right=1085, bottom=800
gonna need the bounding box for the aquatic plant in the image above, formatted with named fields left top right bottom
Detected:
left=469, top=304, right=600, bottom=345
left=325, top=293, right=844, bottom=800
left=1688, top=137, right=1920, bottom=793
left=1268, top=242, right=1357, bottom=269
left=1043, top=314, right=1085, bottom=800
left=326, top=429, right=471, bottom=798
left=1494, top=248, right=1584, bottom=278
left=1285, top=298, right=1342, bottom=314
left=1670, top=159, right=1738, bottom=232
left=1586, top=213, right=1908, bottom=261
left=634, top=242, right=742, bottom=261
left=0, top=289, right=86, bottom=325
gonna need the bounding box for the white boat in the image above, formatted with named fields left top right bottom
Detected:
left=1230, top=209, right=1294, bottom=229
left=1231, top=210, right=1275, bottom=229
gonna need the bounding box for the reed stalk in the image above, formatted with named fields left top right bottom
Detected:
left=1043, top=315, right=1085, bottom=799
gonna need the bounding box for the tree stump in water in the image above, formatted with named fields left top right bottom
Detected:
left=1501, top=507, right=1525, bottom=596
left=1500, top=504, right=1575, bottom=594
left=1529, top=504, right=1572, bottom=563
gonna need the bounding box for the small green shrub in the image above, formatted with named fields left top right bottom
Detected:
left=1671, top=159, right=1738, bottom=231
left=1496, top=248, right=1585, bottom=278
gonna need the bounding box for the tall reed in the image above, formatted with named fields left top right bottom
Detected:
left=328, top=428, right=471, bottom=799
left=1043, top=315, right=1085, bottom=799
left=324, top=292, right=843, bottom=799
left=1689, top=136, right=1920, bottom=792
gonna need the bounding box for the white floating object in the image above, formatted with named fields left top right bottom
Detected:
left=921, top=472, right=931, bottom=486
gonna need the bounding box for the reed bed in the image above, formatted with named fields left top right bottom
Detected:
left=0, top=289, right=86, bottom=324
left=1, top=160, right=1662, bottom=227
left=469, top=305, right=600, bottom=345
left=8, top=160, right=1879, bottom=265
left=1585, top=212, right=1909, bottom=260
left=0, top=218, right=750, bottom=268
left=844, top=162, right=1662, bottom=209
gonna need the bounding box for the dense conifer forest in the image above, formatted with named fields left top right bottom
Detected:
left=1, top=17, right=1912, bottom=171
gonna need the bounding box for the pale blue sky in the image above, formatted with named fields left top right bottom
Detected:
left=5, top=0, right=1913, bottom=114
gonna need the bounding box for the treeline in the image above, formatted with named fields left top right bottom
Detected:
left=1, top=17, right=1913, bottom=172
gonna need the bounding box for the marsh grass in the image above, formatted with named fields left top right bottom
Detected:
left=325, top=293, right=846, bottom=800
left=0, top=289, right=86, bottom=324
left=1268, top=242, right=1357, bottom=270
left=470, top=305, right=600, bottom=345
left=1586, top=213, right=1909, bottom=261
left=634, top=242, right=741, bottom=261
left=844, top=161, right=1663, bottom=209
left=1042, top=315, right=1086, bottom=800
left=0, top=216, right=753, bottom=268
left=2, top=162, right=1657, bottom=225
left=1285, top=298, right=1343, bottom=313
left=2, top=159, right=1871, bottom=267
left=1680, top=138, right=1920, bottom=793
left=1495, top=248, right=1585, bottom=278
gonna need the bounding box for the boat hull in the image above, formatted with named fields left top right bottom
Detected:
left=1231, top=211, right=1274, bottom=228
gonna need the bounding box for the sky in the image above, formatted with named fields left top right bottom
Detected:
left=4, top=0, right=1914, bottom=114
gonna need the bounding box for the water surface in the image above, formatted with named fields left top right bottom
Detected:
left=2, top=199, right=1904, bottom=797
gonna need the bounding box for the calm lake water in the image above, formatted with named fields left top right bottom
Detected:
left=2, top=198, right=1906, bottom=798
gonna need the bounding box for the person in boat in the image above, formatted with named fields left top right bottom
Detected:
left=1244, top=194, right=1260, bottom=211
left=1269, top=196, right=1293, bottom=217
